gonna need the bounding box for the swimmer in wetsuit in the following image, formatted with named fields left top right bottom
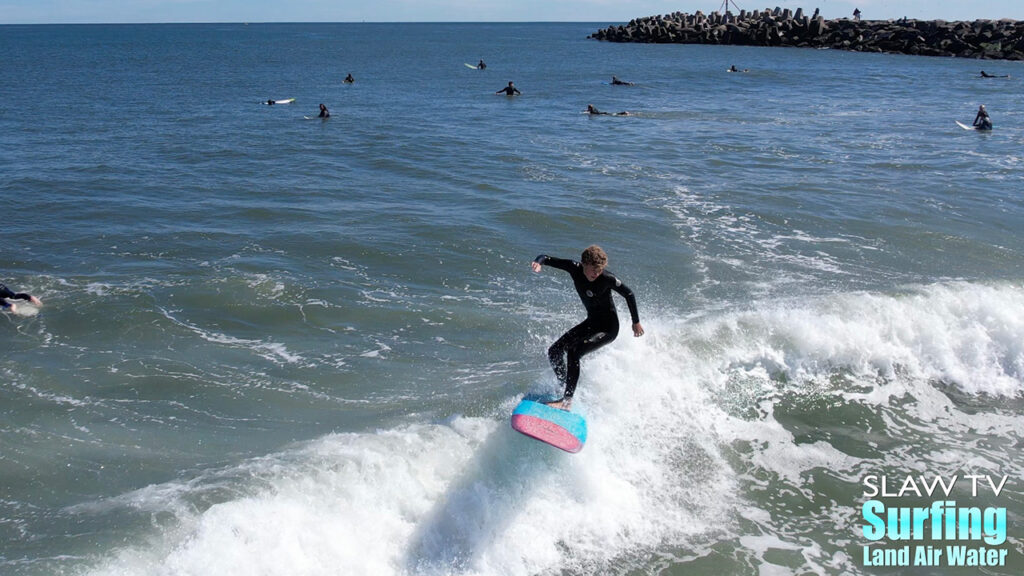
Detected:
left=495, top=81, right=521, bottom=96
left=1, top=283, right=43, bottom=314
left=318, top=103, right=330, bottom=118
left=531, top=245, right=644, bottom=410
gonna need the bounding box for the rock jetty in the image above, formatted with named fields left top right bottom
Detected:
left=589, top=7, right=1024, bottom=60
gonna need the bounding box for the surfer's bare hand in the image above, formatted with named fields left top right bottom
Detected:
left=633, top=322, right=644, bottom=337
left=531, top=261, right=542, bottom=273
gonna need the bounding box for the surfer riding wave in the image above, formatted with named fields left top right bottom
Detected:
left=531, top=245, right=643, bottom=410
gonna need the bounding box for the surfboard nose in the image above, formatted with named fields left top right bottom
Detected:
left=510, top=400, right=587, bottom=453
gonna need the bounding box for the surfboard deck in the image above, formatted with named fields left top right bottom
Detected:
left=263, top=98, right=295, bottom=105
left=464, top=63, right=480, bottom=69
left=955, top=120, right=977, bottom=131
left=511, top=398, right=587, bottom=453
left=6, top=304, right=39, bottom=317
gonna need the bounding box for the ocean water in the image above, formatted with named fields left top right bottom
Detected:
left=2, top=21, right=1023, bottom=576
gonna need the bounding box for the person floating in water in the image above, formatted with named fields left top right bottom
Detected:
left=610, top=76, right=634, bottom=86
left=1, top=283, right=42, bottom=314
left=318, top=103, right=330, bottom=118
left=477, top=59, right=487, bottom=70
left=585, top=104, right=629, bottom=116
left=973, top=104, right=992, bottom=130
left=979, top=70, right=1009, bottom=78
left=531, top=245, right=644, bottom=410
left=266, top=99, right=276, bottom=105
left=344, top=73, right=355, bottom=83
left=496, top=81, right=521, bottom=96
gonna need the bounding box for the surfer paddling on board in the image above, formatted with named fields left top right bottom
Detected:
left=585, top=104, right=629, bottom=116
left=1, top=283, right=42, bottom=314
left=973, top=104, right=992, bottom=130
left=531, top=245, right=644, bottom=410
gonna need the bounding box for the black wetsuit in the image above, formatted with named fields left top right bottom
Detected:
left=1, top=284, right=33, bottom=309
left=535, top=255, right=640, bottom=400
left=497, top=85, right=521, bottom=95
left=974, top=110, right=992, bottom=130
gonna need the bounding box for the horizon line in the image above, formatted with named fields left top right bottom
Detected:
left=3, top=15, right=1020, bottom=26
left=5, top=20, right=621, bottom=26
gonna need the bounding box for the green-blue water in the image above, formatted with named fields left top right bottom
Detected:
left=2, top=22, right=1023, bottom=576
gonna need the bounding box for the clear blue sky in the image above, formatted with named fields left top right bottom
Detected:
left=1, top=1, right=1021, bottom=25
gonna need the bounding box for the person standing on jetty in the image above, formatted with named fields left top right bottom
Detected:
left=973, top=105, right=992, bottom=130
left=531, top=246, right=644, bottom=410
left=853, top=8, right=861, bottom=21
left=496, top=81, right=521, bottom=96
left=1, top=282, right=43, bottom=314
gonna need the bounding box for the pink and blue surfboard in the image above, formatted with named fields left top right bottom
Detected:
left=510, top=399, right=588, bottom=453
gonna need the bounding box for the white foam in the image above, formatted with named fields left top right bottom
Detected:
left=83, top=380, right=735, bottom=576
left=692, top=281, right=1024, bottom=398
left=158, top=307, right=304, bottom=365
left=80, top=281, right=1024, bottom=576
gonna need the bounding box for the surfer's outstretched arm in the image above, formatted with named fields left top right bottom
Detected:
left=532, top=254, right=574, bottom=274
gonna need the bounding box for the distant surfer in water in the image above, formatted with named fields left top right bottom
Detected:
left=266, top=99, right=276, bottom=105
left=496, top=81, right=521, bottom=95
left=979, top=70, right=1008, bottom=78
left=585, top=104, right=629, bottom=116
left=1, top=283, right=42, bottom=314
left=531, top=246, right=644, bottom=410
left=973, top=104, right=992, bottom=130
left=477, top=59, right=487, bottom=70
left=610, top=76, right=634, bottom=86
left=344, top=73, right=355, bottom=83
left=318, top=103, right=330, bottom=118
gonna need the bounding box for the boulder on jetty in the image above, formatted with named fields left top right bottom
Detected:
left=589, top=7, right=1024, bottom=60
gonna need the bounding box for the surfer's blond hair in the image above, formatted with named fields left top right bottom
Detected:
left=581, top=245, right=608, bottom=269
